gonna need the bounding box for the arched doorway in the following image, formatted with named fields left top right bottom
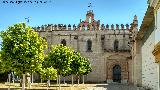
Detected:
left=113, top=65, right=121, bottom=83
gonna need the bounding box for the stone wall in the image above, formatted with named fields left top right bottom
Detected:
left=36, top=29, right=132, bottom=83
left=141, top=23, right=159, bottom=90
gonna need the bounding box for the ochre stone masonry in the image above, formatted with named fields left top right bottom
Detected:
left=34, top=10, right=137, bottom=84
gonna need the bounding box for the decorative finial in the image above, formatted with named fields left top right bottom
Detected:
left=134, top=15, right=137, bottom=20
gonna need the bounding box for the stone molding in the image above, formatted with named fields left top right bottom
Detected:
left=154, top=0, right=160, bottom=12
left=152, top=41, right=160, bottom=63
left=136, top=6, right=154, bottom=40
left=107, top=54, right=128, bottom=61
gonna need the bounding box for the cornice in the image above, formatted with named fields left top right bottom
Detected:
left=136, top=6, right=154, bottom=40
left=154, top=0, right=160, bottom=11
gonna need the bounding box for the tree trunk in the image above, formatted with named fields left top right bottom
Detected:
left=8, top=86, right=10, bottom=90
left=47, top=80, right=48, bottom=90
left=20, top=74, right=28, bottom=87
left=78, top=76, right=80, bottom=85
left=57, top=76, right=58, bottom=84
left=12, top=72, right=15, bottom=84
left=72, top=75, right=73, bottom=86
left=22, top=74, right=25, bottom=90
left=8, top=74, right=11, bottom=90
left=58, top=75, right=61, bottom=90
left=27, top=76, right=31, bottom=88
left=41, top=79, right=42, bottom=83
left=82, top=75, right=84, bottom=84
left=47, top=80, right=50, bottom=87
left=8, top=74, right=11, bottom=83
left=63, top=77, right=65, bottom=84
left=31, top=73, right=34, bottom=83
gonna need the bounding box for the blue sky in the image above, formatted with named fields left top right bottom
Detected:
left=0, top=0, right=148, bottom=31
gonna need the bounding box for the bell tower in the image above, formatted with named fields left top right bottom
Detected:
left=78, top=2, right=100, bottom=30
left=86, top=10, right=94, bottom=23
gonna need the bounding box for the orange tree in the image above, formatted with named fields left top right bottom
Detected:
left=46, top=45, right=73, bottom=79
left=70, top=51, right=92, bottom=85
left=0, top=23, right=47, bottom=90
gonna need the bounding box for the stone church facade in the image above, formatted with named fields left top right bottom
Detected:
left=34, top=10, right=138, bottom=84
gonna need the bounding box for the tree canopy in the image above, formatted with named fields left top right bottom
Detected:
left=0, top=23, right=47, bottom=75
left=0, top=52, right=5, bottom=73
left=39, top=55, right=57, bottom=81
left=70, top=51, right=92, bottom=75
left=46, top=44, right=73, bottom=76
left=40, top=66, right=57, bottom=81
left=46, top=44, right=92, bottom=77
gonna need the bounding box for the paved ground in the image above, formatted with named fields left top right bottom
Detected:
left=0, top=83, right=139, bottom=90
left=83, top=84, right=137, bottom=90
left=106, top=84, right=137, bottom=90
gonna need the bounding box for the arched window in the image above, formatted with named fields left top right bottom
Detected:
left=114, top=40, right=119, bottom=52
left=61, top=39, right=66, bottom=46
left=87, top=39, right=92, bottom=51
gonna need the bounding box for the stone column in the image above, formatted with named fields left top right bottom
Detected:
left=133, top=39, right=142, bottom=86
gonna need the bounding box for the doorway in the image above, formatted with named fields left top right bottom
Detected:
left=113, top=65, right=121, bottom=83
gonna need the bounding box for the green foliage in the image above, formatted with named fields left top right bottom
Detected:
left=40, top=55, right=57, bottom=80
left=70, top=51, right=82, bottom=75
left=81, top=57, right=92, bottom=75
left=46, top=44, right=92, bottom=77
left=71, top=51, right=92, bottom=75
left=0, top=52, right=5, bottom=73
left=47, top=44, right=73, bottom=76
left=0, top=23, right=47, bottom=74
left=40, top=67, right=57, bottom=80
